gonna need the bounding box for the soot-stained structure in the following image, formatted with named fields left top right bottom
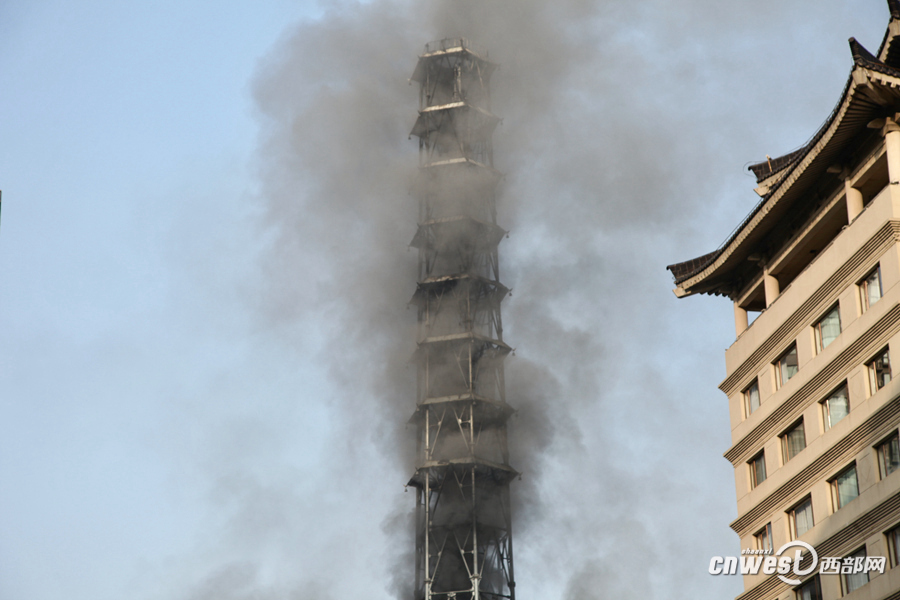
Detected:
left=407, top=39, right=517, bottom=600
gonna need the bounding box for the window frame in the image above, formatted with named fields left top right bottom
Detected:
left=877, top=431, right=900, bottom=480
left=794, top=574, right=822, bottom=600
left=781, top=419, right=807, bottom=464
left=860, top=265, right=883, bottom=313
left=830, top=463, right=860, bottom=512
left=821, top=383, right=850, bottom=431
left=749, top=451, right=767, bottom=489
left=755, top=522, right=773, bottom=553
left=868, top=347, right=892, bottom=394
left=841, top=547, right=869, bottom=595
left=886, top=524, right=900, bottom=567
left=813, top=304, right=841, bottom=352
left=775, top=344, right=799, bottom=389
left=743, top=379, right=761, bottom=418
left=788, top=496, right=814, bottom=539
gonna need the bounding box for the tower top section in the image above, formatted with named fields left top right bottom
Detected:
left=411, top=38, right=496, bottom=84
left=410, top=38, right=500, bottom=170
left=411, top=38, right=497, bottom=115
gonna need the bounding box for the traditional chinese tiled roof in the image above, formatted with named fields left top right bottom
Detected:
left=748, top=149, right=806, bottom=184
left=667, top=11, right=900, bottom=296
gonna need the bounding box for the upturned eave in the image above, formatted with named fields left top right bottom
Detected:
left=668, top=36, right=900, bottom=299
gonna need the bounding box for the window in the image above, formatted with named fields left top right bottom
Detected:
left=822, top=384, right=850, bottom=431
left=842, top=548, right=869, bottom=594
left=743, top=379, right=760, bottom=417
left=795, top=575, right=822, bottom=600
left=860, top=266, right=883, bottom=312
left=887, top=524, right=900, bottom=567
left=749, top=451, right=767, bottom=489
left=782, top=420, right=806, bottom=463
left=868, top=348, right=892, bottom=393
left=814, top=304, right=841, bottom=351
left=877, top=432, right=900, bottom=479
left=755, top=522, right=773, bottom=553
left=789, top=497, right=814, bottom=538
left=831, top=463, right=859, bottom=511
left=776, top=344, right=799, bottom=388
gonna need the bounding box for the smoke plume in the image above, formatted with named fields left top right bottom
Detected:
left=166, top=1, right=888, bottom=599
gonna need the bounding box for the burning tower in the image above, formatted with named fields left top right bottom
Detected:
left=407, top=39, right=517, bottom=600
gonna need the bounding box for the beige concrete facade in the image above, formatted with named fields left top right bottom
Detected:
left=668, top=8, right=900, bottom=600
left=726, top=180, right=900, bottom=600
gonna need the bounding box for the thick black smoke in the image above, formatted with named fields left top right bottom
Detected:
left=164, top=1, right=888, bottom=599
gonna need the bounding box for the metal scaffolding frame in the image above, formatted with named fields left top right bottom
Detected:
left=408, top=39, right=516, bottom=600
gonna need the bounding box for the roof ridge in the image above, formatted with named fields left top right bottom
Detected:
left=878, top=1, right=900, bottom=64
left=890, top=0, right=900, bottom=21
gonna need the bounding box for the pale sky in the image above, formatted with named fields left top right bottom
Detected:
left=0, top=2, right=890, bottom=599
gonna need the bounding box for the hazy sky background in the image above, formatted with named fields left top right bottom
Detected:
left=0, top=1, right=891, bottom=599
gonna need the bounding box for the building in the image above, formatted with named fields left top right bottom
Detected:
left=668, top=5, right=900, bottom=600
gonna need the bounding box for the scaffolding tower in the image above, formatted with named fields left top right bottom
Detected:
left=408, top=39, right=517, bottom=600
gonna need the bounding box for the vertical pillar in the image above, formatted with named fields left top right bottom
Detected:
left=764, top=268, right=780, bottom=307
left=734, top=302, right=749, bottom=337
left=886, top=117, right=900, bottom=185
left=845, top=178, right=864, bottom=222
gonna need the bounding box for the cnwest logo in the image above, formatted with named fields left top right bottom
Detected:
left=708, top=541, right=886, bottom=585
